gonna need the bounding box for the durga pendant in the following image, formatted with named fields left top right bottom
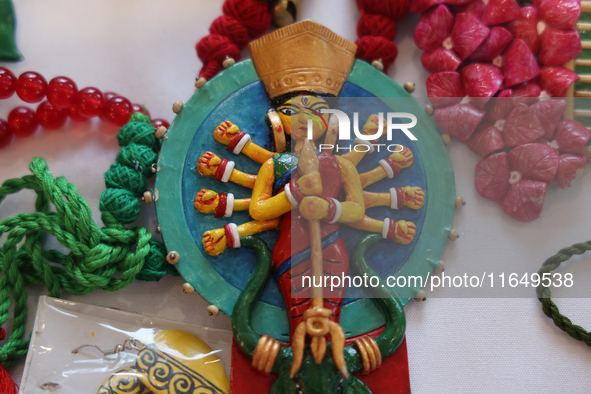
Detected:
left=156, top=20, right=456, bottom=393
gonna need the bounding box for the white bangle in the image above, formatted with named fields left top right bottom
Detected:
left=389, top=188, right=399, bottom=210
left=232, top=134, right=251, bottom=155
left=354, top=138, right=375, bottom=153
left=379, top=159, right=395, bottom=179
left=327, top=198, right=342, bottom=224
left=284, top=183, right=299, bottom=208
left=225, top=193, right=234, bottom=218
left=381, top=218, right=391, bottom=239
left=221, top=161, right=235, bottom=183
left=227, top=223, right=241, bottom=248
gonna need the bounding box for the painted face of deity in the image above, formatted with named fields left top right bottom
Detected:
left=276, top=94, right=330, bottom=142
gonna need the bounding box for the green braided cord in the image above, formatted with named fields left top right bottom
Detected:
left=0, top=113, right=176, bottom=367
left=536, top=240, right=591, bottom=347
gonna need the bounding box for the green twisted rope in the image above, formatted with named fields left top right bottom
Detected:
left=0, top=113, right=177, bottom=367
left=536, top=240, right=591, bottom=347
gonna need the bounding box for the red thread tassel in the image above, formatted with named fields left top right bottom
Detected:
left=0, top=362, right=18, bottom=394
left=0, top=329, right=18, bottom=394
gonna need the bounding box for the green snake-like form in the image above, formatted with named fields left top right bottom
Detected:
left=232, top=234, right=406, bottom=394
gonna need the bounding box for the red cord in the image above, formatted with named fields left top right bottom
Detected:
left=196, top=0, right=272, bottom=80
left=197, top=0, right=409, bottom=79
left=355, top=0, right=410, bottom=72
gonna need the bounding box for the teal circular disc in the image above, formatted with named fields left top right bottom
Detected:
left=155, top=59, right=455, bottom=343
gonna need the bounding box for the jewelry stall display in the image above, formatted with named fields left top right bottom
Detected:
left=1, top=0, right=591, bottom=393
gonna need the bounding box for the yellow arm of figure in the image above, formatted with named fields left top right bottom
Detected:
left=347, top=216, right=383, bottom=233
left=238, top=219, right=281, bottom=237
left=213, top=121, right=275, bottom=164
left=242, top=142, right=276, bottom=164
left=203, top=219, right=281, bottom=256
left=346, top=216, right=416, bottom=245
left=359, top=146, right=414, bottom=188
left=249, top=158, right=292, bottom=221
left=335, top=156, right=365, bottom=223
left=194, top=189, right=251, bottom=214
left=341, top=114, right=388, bottom=166
left=363, top=187, right=424, bottom=209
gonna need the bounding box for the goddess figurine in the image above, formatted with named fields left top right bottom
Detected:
left=193, top=21, right=424, bottom=377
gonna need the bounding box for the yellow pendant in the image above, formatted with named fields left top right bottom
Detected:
left=98, top=330, right=229, bottom=394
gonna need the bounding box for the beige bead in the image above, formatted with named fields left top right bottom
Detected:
left=156, top=225, right=162, bottom=234
left=166, top=251, right=180, bottom=265
left=455, top=196, right=465, bottom=209
left=223, top=57, right=235, bottom=68
left=172, top=100, right=183, bottom=113
left=207, top=305, right=220, bottom=316
left=371, top=59, right=384, bottom=71
left=434, top=260, right=445, bottom=274
left=442, top=134, right=451, bottom=145
left=404, top=82, right=415, bottom=93
left=424, top=104, right=434, bottom=116
left=449, top=229, right=459, bottom=241
left=195, top=77, right=206, bottom=88
left=414, top=290, right=426, bottom=302
left=182, top=283, right=195, bottom=295
left=143, top=191, right=153, bottom=204
left=155, top=126, right=167, bottom=139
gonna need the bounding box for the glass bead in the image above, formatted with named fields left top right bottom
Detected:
left=67, top=103, right=88, bottom=122
left=76, top=87, right=104, bottom=118
left=8, top=107, right=39, bottom=137
left=16, top=71, right=47, bottom=103
left=47, top=76, right=78, bottom=109
left=37, top=100, right=68, bottom=130
left=102, top=96, right=133, bottom=127
left=0, top=68, right=17, bottom=99
left=152, top=118, right=170, bottom=130
left=104, top=91, right=118, bottom=101
left=0, top=118, right=13, bottom=149
left=98, top=92, right=118, bottom=122
left=132, top=103, right=151, bottom=118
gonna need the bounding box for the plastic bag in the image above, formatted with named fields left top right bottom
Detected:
left=20, top=296, right=232, bottom=393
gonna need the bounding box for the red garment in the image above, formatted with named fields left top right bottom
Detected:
left=271, top=153, right=350, bottom=339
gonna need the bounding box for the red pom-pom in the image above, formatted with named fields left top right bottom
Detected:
left=355, top=36, right=398, bottom=72
left=210, top=15, right=251, bottom=48
left=357, top=14, right=398, bottom=40
left=356, top=0, right=409, bottom=22
left=196, top=34, right=241, bottom=80
left=222, top=0, right=272, bottom=38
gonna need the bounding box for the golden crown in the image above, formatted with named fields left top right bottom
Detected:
left=248, top=20, right=357, bottom=99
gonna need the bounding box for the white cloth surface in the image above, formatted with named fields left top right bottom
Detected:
left=1, top=1, right=591, bottom=392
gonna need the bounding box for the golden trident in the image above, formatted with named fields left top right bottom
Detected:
left=289, top=138, right=348, bottom=379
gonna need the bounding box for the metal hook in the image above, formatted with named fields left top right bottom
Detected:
left=71, top=338, right=143, bottom=356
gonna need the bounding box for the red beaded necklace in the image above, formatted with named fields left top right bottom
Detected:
left=0, top=68, right=169, bottom=150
